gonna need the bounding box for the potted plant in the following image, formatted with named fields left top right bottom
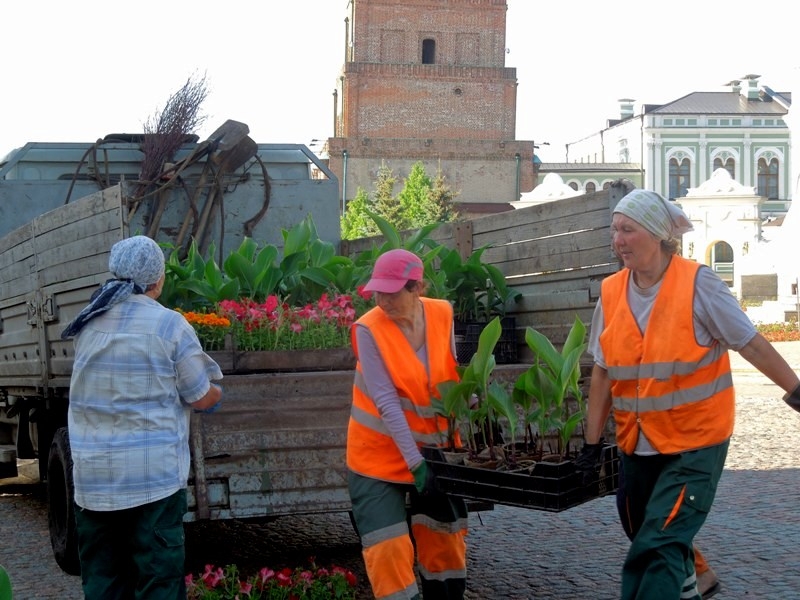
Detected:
left=512, top=315, right=588, bottom=461
left=425, top=316, right=620, bottom=512
left=432, top=316, right=507, bottom=461
left=433, top=246, right=521, bottom=364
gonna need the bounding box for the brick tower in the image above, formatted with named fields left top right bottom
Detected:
left=326, top=0, right=535, bottom=216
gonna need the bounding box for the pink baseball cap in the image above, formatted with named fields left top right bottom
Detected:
left=363, top=249, right=424, bottom=293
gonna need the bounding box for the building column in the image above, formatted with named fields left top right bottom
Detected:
left=699, top=138, right=708, bottom=184
left=652, top=138, right=663, bottom=194
left=743, top=137, right=752, bottom=187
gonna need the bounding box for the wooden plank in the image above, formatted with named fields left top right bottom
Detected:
left=496, top=247, right=618, bottom=281
left=515, top=289, right=591, bottom=312
left=472, top=207, right=610, bottom=249
left=470, top=190, right=611, bottom=234
left=509, top=263, right=617, bottom=288
left=31, top=186, right=123, bottom=236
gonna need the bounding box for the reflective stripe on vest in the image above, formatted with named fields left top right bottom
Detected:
left=347, top=297, right=458, bottom=483
left=599, top=256, right=734, bottom=455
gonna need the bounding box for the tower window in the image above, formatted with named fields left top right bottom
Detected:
left=422, top=39, right=436, bottom=64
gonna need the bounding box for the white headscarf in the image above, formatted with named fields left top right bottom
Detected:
left=61, top=236, right=165, bottom=339
left=109, top=235, right=165, bottom=287
left=614, top=190, right=693, bottom=240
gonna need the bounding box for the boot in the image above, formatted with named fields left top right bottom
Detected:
left=697, top=566, right=721, bottom=599
left=693, top=548, right=720, bottom=599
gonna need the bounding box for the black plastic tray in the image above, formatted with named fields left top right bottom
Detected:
left=422, top=444, right=619, bottom=512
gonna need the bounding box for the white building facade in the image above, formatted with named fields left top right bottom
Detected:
left=564, top=76, right=791, bottom=219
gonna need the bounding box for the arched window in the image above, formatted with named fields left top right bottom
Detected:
left=568, top=182, right=579, bottom=191
left=422, top=39, right=436, bottom=64
left=713, top=157, right=735, bottom=179
left=668, top=157, right=690, bottom=199
left=757, top=157, right=779, bottom=199
left=711, top=241, right=734, bottom=286
left=585, top=182, right=596, bottom=192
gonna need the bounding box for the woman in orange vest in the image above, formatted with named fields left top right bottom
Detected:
left=576, top=189, right=800, bottom=600
left=347, top=248, right=468, bottom=600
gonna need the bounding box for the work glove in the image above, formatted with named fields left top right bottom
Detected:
left=573, top=438, right=606, bottom=486
left=411, top=460, right=438, bottom=496
left=783, top=383, right=800, bottom=413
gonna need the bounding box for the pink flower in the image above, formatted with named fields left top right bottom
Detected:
left=298, top=569, right=314, bottom=583
left=256, top=567, right=275, bottom=588
left=201, top=564, right=225, bottom=588
left=317, top=293, right=333, bottom=311
left=334, top=294, right=353, bottom=308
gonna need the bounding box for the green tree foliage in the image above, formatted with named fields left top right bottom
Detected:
left=429, top=162, right=460, bottom=222
left=372, top=162, right=400, bottom=224
left=340, top=187, right=378, bottom=240
left=396, top=162, right=434, bottom=230
left=341, top=161, right=459, bottom=240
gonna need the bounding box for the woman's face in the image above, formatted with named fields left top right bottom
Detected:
left=375, top=282, right=419, bottom=321
left=611, top=213, right=663, bottom=272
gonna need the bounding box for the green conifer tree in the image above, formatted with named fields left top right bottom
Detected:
left=429, top=161, right=460, bottom=222
left=372, top=162, right=400, bottom=225
left=396, top=162, right=435, bottom=230
left=340, top=187, right=379, bottom=240
left=339, top=160, right=460, bottom=240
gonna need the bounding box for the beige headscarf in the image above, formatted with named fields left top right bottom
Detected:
left=614, top=190, right=693, bottom=240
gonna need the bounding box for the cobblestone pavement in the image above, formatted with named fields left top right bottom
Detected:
left=2, top=342, right=800, bottom=599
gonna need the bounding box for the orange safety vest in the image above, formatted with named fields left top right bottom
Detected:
left=599, top=256, right=734, bottom=455
left=346, top=297, right=458, bottom=483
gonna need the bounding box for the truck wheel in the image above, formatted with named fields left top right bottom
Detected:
left=47, top=427, right=81, bottom=576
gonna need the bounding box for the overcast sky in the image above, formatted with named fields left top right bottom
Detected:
left=2, top=0, right=797, bottom=162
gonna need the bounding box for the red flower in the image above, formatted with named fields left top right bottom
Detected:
left=263, top=295, right=280, bottom=313
left=356, top=285, right=373, bottom=300
left=276, top=568, right=293, bottom=587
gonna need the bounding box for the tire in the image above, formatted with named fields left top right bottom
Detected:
left=47, top=427, right=81, bottom=576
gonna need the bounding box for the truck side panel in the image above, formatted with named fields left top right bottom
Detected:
left=0, top=187, right=125, bottom=393
left=186, top=370, right=354, bottom=520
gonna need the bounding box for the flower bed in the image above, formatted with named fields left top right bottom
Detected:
left=186, top=562, right=358, bottom=600
left=179, top=290, right=373, bottom=354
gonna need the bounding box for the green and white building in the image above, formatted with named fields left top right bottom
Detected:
left=547, top=75, right=791, bottom=218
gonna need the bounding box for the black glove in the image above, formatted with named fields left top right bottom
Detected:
left=574, top=439, right=606, bottom=485
left=783, top=384, right=800, bottom=413
left=412, top=460, right=438, bottom=496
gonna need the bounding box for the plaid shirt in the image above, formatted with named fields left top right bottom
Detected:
left=67, top=294, right=223, bottom=511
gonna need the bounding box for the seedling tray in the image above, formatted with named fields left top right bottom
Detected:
left=422, top=444, right=619, bottom=512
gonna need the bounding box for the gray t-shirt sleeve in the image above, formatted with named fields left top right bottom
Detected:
left=354, top=323, right=424, bottom=470
left=692, top=265, right=757, bottom=351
